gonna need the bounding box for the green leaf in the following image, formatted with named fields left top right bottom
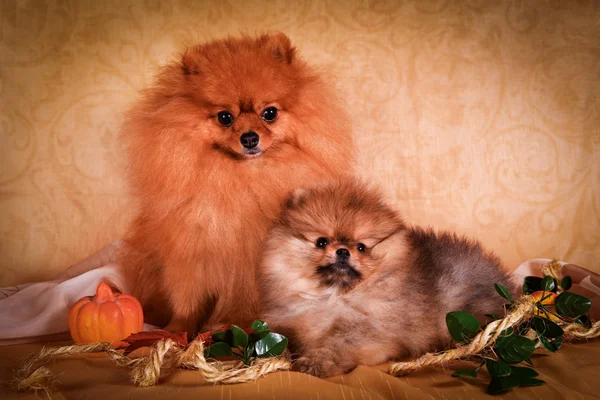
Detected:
left=560, top=276, right=573, bottom=291
left=206, top=342, right=233, bottom=359
left=522, top=276, right=543, bottom=294
left=575, top=315, right=592, bottom=328
left=211, top=329, right=233, bottom=345
left=485, top=313, right=500, bottom=320
left=487, top=376, right=519, bottom=394
left=538, top=334, right=563, bottom=352
left=532, top=316, right=564, bottom=339
left=446, top=312, right=481, bottom=342
left=556, top=292, right=592, bottom=318
left=495, top=283, right=514, bottom=303
left=538, top=335, right=553, bottom=352
left=231, top=325, right=249, bottom=348
left=254, top=332, right=288, bottom=358
left=249, top=331, right=271, bottom=343
left=451, top=368, right=478, bottom=378
left=250, top=320, right=269, bottom=332
left=248, top=320, right=271, bottom=342
left=243, top=342, right=255, bottom=365
left=510, top=366, right=538, bottom=379
left=495, top=335, right=536, bottom=364
left=523, top=357, right=534, bottom=367
left=485, top=358, right=511, bottom=378
left=541, top=276, right=556, bottom=292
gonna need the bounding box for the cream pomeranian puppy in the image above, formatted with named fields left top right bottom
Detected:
left=259, top=180, right=517, bottom=377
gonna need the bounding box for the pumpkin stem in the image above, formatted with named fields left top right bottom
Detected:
left=95, top=281, right=115, bottom=302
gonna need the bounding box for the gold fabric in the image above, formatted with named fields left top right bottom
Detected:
left=1, top=0, right=599, bottom=286
left=1, top=339, right=600, bottom=399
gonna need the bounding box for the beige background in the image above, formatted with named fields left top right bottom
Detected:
left=0, top=0, right=599, bottom=286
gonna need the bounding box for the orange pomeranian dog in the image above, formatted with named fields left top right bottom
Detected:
left=120, top=33, right=353, bottom=335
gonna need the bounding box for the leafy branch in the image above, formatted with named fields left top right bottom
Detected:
left=447, top=274, right=592, bottom=395
left=204, top=320, right=288, bottom=366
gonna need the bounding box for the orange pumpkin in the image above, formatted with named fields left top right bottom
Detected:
left=68, top=281, right=144, bottom=348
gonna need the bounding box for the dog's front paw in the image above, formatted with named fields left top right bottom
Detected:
left=293, top=349, right=353, bottom=378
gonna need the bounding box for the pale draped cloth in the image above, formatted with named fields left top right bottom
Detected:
left=1, top=242, right=598, bottom=346
left=0, top=241, right=157, bottom=346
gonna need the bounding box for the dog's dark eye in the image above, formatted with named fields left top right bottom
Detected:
left=217, top=111, right=234, bottom=127
left=316, top=237, right=329, bottom=248
left=356, top=243, right=366, bottom=252
left=261, top=107, right=278, bottom=122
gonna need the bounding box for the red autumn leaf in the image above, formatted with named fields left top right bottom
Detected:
left=122, top=325, right=258, bottom=354
left=123, top=331, right=188, bottom=354
left=195, top=325, right=231, bottom=345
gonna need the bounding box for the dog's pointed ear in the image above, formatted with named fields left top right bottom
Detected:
left=181, top=47, right=201, bottom=76
left=285, top=188, right=307, bottom=209
left=263, top=32, right=296, bottom=64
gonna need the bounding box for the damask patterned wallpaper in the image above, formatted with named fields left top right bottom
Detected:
left=1, top=0, right=598, bottom=286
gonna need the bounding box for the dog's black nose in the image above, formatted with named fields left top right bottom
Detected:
left=240, top=132, right=259, bottom=149
left=336, top=248, right=350, bottom=261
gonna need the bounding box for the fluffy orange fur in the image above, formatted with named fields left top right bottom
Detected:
left=120, top=33, right=353, bottom=335
left=259, top=180, right=518, bottom=377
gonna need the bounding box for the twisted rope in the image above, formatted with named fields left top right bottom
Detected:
left=10, top=259, right=597, bottom=392
left=541, top=259, right=563, bottom=283
left=389, top=260, right=599, bottom=376
left=563, top=321, right=600, bottom=338
left=11, top=342, right=112, bottom=396
left=129, top=338, right=181, bottom=386
left=130, top=338, right=292, bottom=385
left=12, top=337, right=292, bottom=394
left=389, top=296, right=536, bottom=376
